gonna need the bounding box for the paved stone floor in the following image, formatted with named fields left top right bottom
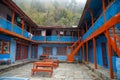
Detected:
left=0, top=63, right=101, bottom=80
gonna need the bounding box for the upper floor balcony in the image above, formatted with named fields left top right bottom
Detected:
left=0, top=17, right=78, bottom=43
left=82, top=0, right=120, bottom=40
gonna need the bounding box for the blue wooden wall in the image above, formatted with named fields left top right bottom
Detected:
left=37, top=44, right=81, bottom=61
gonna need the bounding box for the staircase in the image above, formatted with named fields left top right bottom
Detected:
left=67, top=13, right=120, bottom=62
left=67, top=39, right=81, bottom=62
left=108, top=27, right=120, bottom=56
left=67, top=27, right=120, bottom=62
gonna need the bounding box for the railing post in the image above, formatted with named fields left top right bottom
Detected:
left=82, top=44, right=84, bottom=61
left=21, top=19, right=24, bottom=36
left=58, top=31, right=60, bottom=42
left=78, top=29, right=80, bottom=40
left=85, top=20, right=88, bottom=32
left=82, top=27, right=84, bottom=36
left=93, top=37, right=97, bottom=69
left=11, top=10, right=15, bottom=31
left=89, top=9, right=94, bottom=26
left=86, top=42, right=88, bottom=64
left=72, top=31, right=73, bottom=42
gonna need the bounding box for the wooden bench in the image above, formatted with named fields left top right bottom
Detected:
left=42, top=59, right=59, bottom=68
left=39, top=54, right=49, bottom=60
left=31, top=62, right=53, bottom=77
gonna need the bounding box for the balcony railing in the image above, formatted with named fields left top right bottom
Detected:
left=32, top=36, right=78, bottom=42
left=0, top=17, right=29, bottom=39
left=0, top=17, right=78, bottom=42
left=82, top=0, right=120, bottom=40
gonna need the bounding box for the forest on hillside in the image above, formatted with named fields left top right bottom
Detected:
left=13, top=0, right=85, bottom=27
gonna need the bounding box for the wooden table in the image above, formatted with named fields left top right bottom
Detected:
left=31, top=61, right=53, bottom=77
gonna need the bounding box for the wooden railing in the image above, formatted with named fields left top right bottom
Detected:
left=67, top=13, right=120, bottom=62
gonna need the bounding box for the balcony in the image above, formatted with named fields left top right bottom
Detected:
left=82, top=0, right=120, bottom=40
left=0, top=17, right=78, bottom=42
left=0, top=17, right=29, bottom=39
left=32, top=36, right=78, bottom=42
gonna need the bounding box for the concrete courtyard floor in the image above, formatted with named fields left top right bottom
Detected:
left=0, top=63, right=101, bottom=80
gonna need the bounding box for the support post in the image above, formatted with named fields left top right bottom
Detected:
left=93, top=37, right=97, bottom=69
left=102, top=0, right=106, bottom=22
left=21, top=19, right=24, bottom=36
left=78, top=29, right=80, bottom=39
left=82, top=44, right=84, bottom=61
left=86, top=42, right=88, bottom=64
left=89, top=9, right=94, bottom=26
left=29, top=26, right=32, bottom=33
left=82, top=27, right=84, bottom=36
left=105, top=31, right=114, bottom=79
left=11, top=10, right=15, bottom=31
left=102, top=0, right=114, bottom=78
left=58, top=31, right=60, bottom=42
left=72, top=31, right=73, bottom=41
left=85, top=21, right=88, bottom=32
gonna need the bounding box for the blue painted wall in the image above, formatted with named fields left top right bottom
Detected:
left=10, top=38, right=16, bottom=63
left=37, top=44, right=73, bottom=61
left=37, top=45, right=43, bottom=59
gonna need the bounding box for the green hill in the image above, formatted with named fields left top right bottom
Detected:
left=13, top=0, right=85, bottom=27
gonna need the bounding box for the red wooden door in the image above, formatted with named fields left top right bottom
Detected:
left=16, top=43, right=21, bottom=60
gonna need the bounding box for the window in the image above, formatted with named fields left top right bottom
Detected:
left=43, top=47, right=52, bottom=55
left=57, top=47, right=66, bottom=55
left=0, top=40, right=10, bottom=54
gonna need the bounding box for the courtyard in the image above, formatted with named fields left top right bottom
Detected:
left=0, top=63, right=100, bottom=80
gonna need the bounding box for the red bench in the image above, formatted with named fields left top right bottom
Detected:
left=42, top=59, right=59, bottom=68
left=31, top=62, right=53, bottom=77
left=39, top=54, right=49, bottom=60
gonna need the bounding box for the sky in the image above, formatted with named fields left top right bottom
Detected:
left=76, top=0, right=87, bottom=3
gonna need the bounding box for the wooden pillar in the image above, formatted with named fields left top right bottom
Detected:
left=11, top=10, right=15, bottom=31
left=21, top=19, right=25, bottom=36
left=20, top=44, right=22, bottom=60
left=89, top=9, right=94, bottom=26
left=105, top=31, right=114, bottom=79
left=58, top=31, right=60, bottom=42
left=44, top=30, right=46, bottom=41
left=82, top=27, right=84, bottom=36
left=72, top=31, right=73, bottom=41
left=93, top=37, right=97, bottom=69
left=102, top=0, right=106, bottom=22
left=82, top=44, right=84, bottom=61
left=78, top=29, right=80, bottom=39
left=102, top=0, right=114, bottom=78
left=86, top=42, right=88, bottom=64
left=29, top=26, right=32, bottom=33
left=85, top=21, right=88, bottom=32
left=34, top=29, right=37, bottom=36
